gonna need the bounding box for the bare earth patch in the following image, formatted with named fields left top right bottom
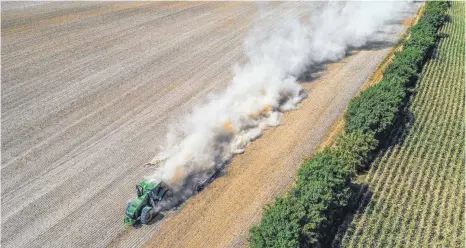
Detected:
left=1, top=2, right=418, bottom=247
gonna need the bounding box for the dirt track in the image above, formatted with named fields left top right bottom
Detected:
left=1, top=2, right=418, bottom=247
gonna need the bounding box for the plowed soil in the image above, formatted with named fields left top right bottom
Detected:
left=1, top=2, right=419, bottom=247
left=142, top=51, right=398, bottom=248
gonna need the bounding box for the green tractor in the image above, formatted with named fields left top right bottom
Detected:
left=124, top=179, right=173, bottom=226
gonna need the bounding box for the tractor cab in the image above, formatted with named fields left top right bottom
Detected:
left=124, top=179, right=173, bottom=226
left=136, top=179, right=157, bottom=197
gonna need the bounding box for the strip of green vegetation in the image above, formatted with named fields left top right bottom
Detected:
left=341, top=1, right=465, bottom=246
left=249, top=2, right=449, bottom=247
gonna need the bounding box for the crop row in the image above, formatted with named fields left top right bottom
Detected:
left=341, top=1, right=465, bottom=247
left=249, top=2, right=449, bottom=247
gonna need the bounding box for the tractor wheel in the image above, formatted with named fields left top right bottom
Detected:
left=125, top=201, right=131, bottom=212
left=140, top=206, right=153, bottom=224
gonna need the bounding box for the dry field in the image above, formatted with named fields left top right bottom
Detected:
left=1, top=2, right=418, bottom=247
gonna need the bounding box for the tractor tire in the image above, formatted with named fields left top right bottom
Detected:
left=140, top=206, right=153, bottom=224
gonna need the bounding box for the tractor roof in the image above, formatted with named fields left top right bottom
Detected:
left=138, top=178, right=161, bottom=190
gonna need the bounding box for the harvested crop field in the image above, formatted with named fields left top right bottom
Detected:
left=2, top=2, right=420, bottom=247
left=341, top=2, right=465, bottom=247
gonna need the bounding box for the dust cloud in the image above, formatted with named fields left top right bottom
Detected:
left=148, top=2, right=411, bottom=200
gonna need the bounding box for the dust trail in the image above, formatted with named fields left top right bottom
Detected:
left=148, top=2, right=411, bottom=199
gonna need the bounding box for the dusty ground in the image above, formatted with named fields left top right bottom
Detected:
left=1, top=2, right=418, bottom=247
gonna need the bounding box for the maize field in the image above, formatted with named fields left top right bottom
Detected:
left=341, top=2, right=465, bottom=247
